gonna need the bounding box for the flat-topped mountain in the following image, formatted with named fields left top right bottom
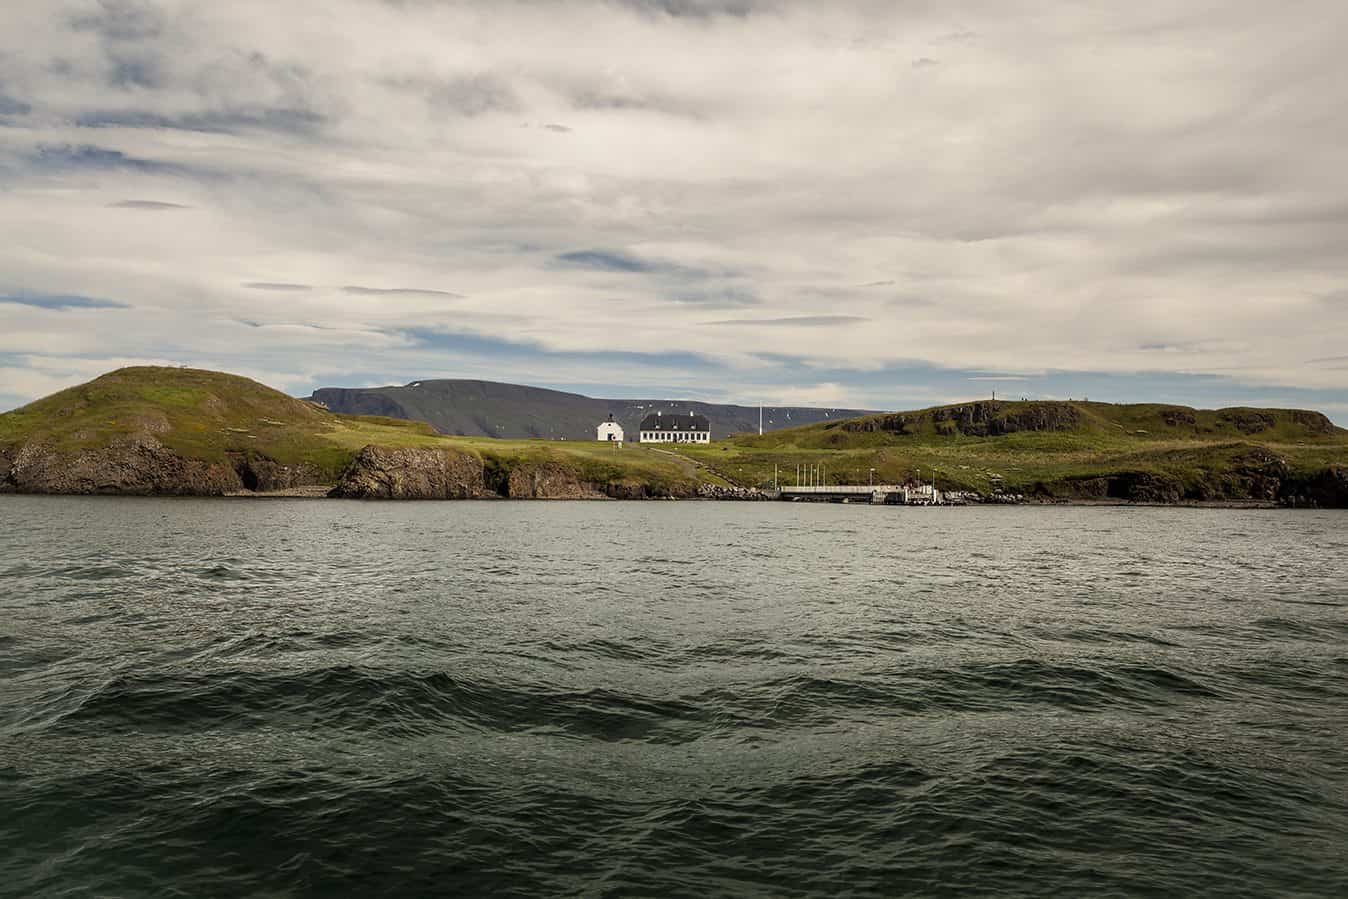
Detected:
left=307, top=379, right=876, bottom=440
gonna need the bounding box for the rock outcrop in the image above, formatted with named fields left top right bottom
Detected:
left=933, top=401, right=1081, bottom=436
left=0, top=437, right=244, bottom=495
left=328, top=445, right=486, bottom=499
left=228, top=453, right=323, bottom=492
left=1288, top=411, right=1337, bottom=435
left=1161, top=407, right=1197, bottom=428
left=1059, top=471, right=1184, bottom=504
left=1219, top=410, right=1277, bottom=435
left=840, top=413, right=914, bottom=435
left=841, top=401, right=1082, bottom=437
left=1282, top=466, right=1348, bottom=508
left=505, top=461, right=604, bottom=499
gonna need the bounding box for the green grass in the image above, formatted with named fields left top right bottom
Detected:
left=430, top=436, right=703, bottom=495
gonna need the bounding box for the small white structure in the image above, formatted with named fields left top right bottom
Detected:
left=639, top=411, right=710, bottom=444
left=596, top=415, right=625, bottom=442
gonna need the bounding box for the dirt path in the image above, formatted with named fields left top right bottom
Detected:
left=647, top=447, right=738, bottom=486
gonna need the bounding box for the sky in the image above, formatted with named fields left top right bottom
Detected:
left=2, top=0, right=1346, bottom=420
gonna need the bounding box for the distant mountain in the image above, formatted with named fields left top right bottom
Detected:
left=306, top=379, right=879, bottom=440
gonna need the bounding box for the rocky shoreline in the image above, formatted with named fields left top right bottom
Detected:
left=4, top=440, right=1347, bottom=507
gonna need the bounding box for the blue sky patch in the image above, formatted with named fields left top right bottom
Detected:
left=0, top=292, right=128, bottom=310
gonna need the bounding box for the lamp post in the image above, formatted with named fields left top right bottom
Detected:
left=869, top=468, right=876, bottom=487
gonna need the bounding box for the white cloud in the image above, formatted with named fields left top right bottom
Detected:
left=0, top=0, right=1345, bottom=417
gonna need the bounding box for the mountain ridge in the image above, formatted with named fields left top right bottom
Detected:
left=307, top=379, right=878, bottom=440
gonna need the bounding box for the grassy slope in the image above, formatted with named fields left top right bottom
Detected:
left=668, top=400, right=1348, bottom=494
left=0, top=367, right=699, bottom=491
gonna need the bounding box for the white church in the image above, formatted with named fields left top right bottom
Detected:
left=596, top=415, right=625, bottom=442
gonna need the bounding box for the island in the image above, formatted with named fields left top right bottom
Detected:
left=1, top=366, right=1345, bottom=506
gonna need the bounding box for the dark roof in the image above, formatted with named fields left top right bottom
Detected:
left=640, top=412, right=710, bottom=431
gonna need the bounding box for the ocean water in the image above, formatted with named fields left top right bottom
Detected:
left=1, top=497, right=1346, bottom=898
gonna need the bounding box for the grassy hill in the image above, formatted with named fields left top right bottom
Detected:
left=0, top=366, right=443, bottom=480
left=309, top=379, right=875, bottom=440
left=675, top=399, right=1348, bottom=502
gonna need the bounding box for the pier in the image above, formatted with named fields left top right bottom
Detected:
left=776, top=484, right=944, bottom=505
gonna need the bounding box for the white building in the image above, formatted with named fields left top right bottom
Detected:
left=639, top=411, right=710, bottom=444
left=596, top=415, right=625, bottom=442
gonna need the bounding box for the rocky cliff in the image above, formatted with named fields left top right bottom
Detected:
left=1282, top=466, right=1348, bottom=508
left=328, top=445, right=487, bottom=499
left=505, top=461, right=604, bottom=499
left=327, top=447, right=692, bottom=499
left=3, top=437, right=239, bottom=495
left=1046, top=449, right=1348, bottom=506
left=0, top=438, right=326, bottom=496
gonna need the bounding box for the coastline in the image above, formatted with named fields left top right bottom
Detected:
left=0, top=489, right=1312, bottom=509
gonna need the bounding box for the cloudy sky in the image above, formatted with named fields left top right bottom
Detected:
left=2, top=0, right=1346, bottom=419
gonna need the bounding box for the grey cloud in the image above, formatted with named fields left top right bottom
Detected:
left=860, top=280, right=895, bottom=287
left=571, top=92, right=655, bottom=112
left=617, top=0, right=760, bottom=18
left=667, top=287, right=757, bottom=308
left=425, top=75, right=519, bottom=117
left=706, top=316, right=869, bottom=327
left=0, top=293, right=127, bottom=310
left=912, top=58, right=940, bottom=69
left=343, top=286, right=463, bottom=299
left=557, top=249, right=656, bottom=273
left=28, top=144, right=183, bottom=174
left=566, top=86, right=703, bottom=118
left=69, top=0, right=164, bottom=42
left=243, top=282, right=312, bottom=292
left=76, top=107, right=326, bottom=135
left=555, top=249, right=713, bottom=281
left=109, top=56, right=161, bottom=89
left=235, top=319, right=338, bottom=332
left=109, top=199, right=189, bottom=209
left=544, top=123, right=572, bottom=133
left=0, top=94, right=31, bottom=116
left=885, top=294, right=936, bottom=308
left=936, top=29, right=976, bottom=43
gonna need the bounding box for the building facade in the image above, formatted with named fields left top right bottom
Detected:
left=638, top=411, right=710, bottom=444
left=596, top=416, right=625, bottom=442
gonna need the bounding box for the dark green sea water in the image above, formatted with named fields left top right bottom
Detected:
left=2, top=497, right=1346, bottom=897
